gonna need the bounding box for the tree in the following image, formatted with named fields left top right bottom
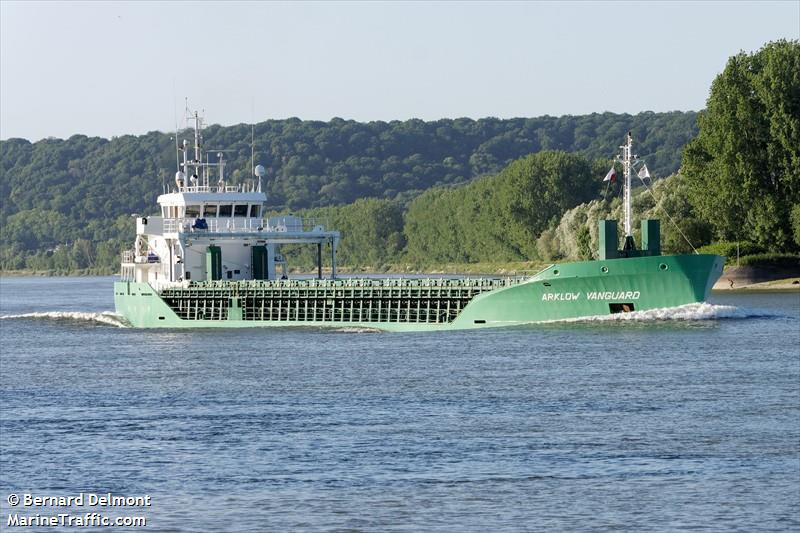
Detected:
left=682, top=40, right=800, bottom=251
left=576, top=225, right=593, bottom=260
left=791, top=204, right=800, bottom=247
left=403, top=151, right=599, bottom=264
left=491, top=151, right=599, bottom=258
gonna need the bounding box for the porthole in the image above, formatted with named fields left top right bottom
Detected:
left=601, top=266, right=609, bottom=273
left=553, top=269, right=560, bottom=276
left=659, top=263, right=669, bottom=271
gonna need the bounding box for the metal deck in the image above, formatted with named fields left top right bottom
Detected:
left=159, top=278, right=525, bottom=324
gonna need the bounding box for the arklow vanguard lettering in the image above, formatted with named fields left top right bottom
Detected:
left=541, top=291, right=641, bottom=302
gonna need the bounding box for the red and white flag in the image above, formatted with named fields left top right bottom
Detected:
left=603, top=167, right=617, bottom=182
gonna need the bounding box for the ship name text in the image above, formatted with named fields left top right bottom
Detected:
left=541, top=291, right=641, bottom=302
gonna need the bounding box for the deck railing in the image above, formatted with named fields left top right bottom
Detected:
left=162, top=217, right=267, bottom=234
left=175, top=185, right=243, bottom=193
left=159, top=216, right=331, bottom=234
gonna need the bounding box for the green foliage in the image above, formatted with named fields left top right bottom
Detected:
left=1, top=112, right=698, bottom=269
left=404, top=151, right=598, bottom=264
left=682, top=40, right=800, bottom=251
left=494, top=151, right=599, bottom=247
left=549, top=174, right=714, bottom=260
left=790, top=204, right=800, bottom=246
left=536, top=229, right=562, bottom=262
left=636, top=173, right=714, bottom=254
left=280, top=198, right=406, bottom=268
left=553, top=199, right=613, bottom=260
left=696, top=241, right=764, bottom=263
left=736, top=253, right=800, bottom=267
left=576, top=225, right=593, bottom=260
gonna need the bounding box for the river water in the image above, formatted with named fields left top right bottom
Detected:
left=0, top=276, right=798, bottom=531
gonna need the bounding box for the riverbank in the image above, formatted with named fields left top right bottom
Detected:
left=712, top=277, right=800, bottom=291
left=712, top=263, right=800, bottom=291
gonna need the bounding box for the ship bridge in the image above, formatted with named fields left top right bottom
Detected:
left=121, top=109, right=340, bottom=288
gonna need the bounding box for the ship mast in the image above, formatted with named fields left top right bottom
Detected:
left=174, top=107, right=230, bottom=192
left=617, top=131, right=637, bottom=251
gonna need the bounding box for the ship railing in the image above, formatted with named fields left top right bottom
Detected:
left=190, top=276, right=527, bottom=290
left=176, top=185, right=247, bottom=193
left=178, top=185, right=212, bottom=193
left=160, top=216, right=334, bottom=234
left=162, top=217, right=268, bottom=234
left=265, top=216, right=330, bottom=233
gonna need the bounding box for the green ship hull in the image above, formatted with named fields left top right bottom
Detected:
left=114, top=254, right=723, bottom=331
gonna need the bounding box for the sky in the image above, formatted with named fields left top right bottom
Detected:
left=1, top=1, right=798, bottom=141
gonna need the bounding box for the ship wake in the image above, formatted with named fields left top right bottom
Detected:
left=330, top=326, right=383, bottom=333
left=544, top=302, right=783, bottom=324
left=0, top=311, right=130, bottom=328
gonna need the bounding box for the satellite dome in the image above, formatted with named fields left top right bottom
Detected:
left=254, top=164, right=266, bottom=178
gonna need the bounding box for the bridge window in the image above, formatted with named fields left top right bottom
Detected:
left=249, top=205, right=261, bottom=218
left=234, top=204, right=248, bottom=217
left=185, top=205, right=201, bottom=218
left=219, top=205, right=232, bottom=217
left=203, top=205, right=218, bottom=217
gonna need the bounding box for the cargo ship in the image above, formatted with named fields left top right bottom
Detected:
left=114, top=111, right=723, bottom=330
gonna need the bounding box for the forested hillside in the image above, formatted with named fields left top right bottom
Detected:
left=2, top=111, right=696, bottom=215
left=1, top=111, right=698, bottom=270
left=2, top=41, right=796, bottom=275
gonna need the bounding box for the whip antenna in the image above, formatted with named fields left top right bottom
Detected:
left=173, top=83, right=180, bottom=172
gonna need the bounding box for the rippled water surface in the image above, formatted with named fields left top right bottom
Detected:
left=1, top=276, right=799, bottom=531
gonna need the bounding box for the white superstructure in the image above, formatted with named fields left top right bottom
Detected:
left=121, top=109, right=340, bottom=288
